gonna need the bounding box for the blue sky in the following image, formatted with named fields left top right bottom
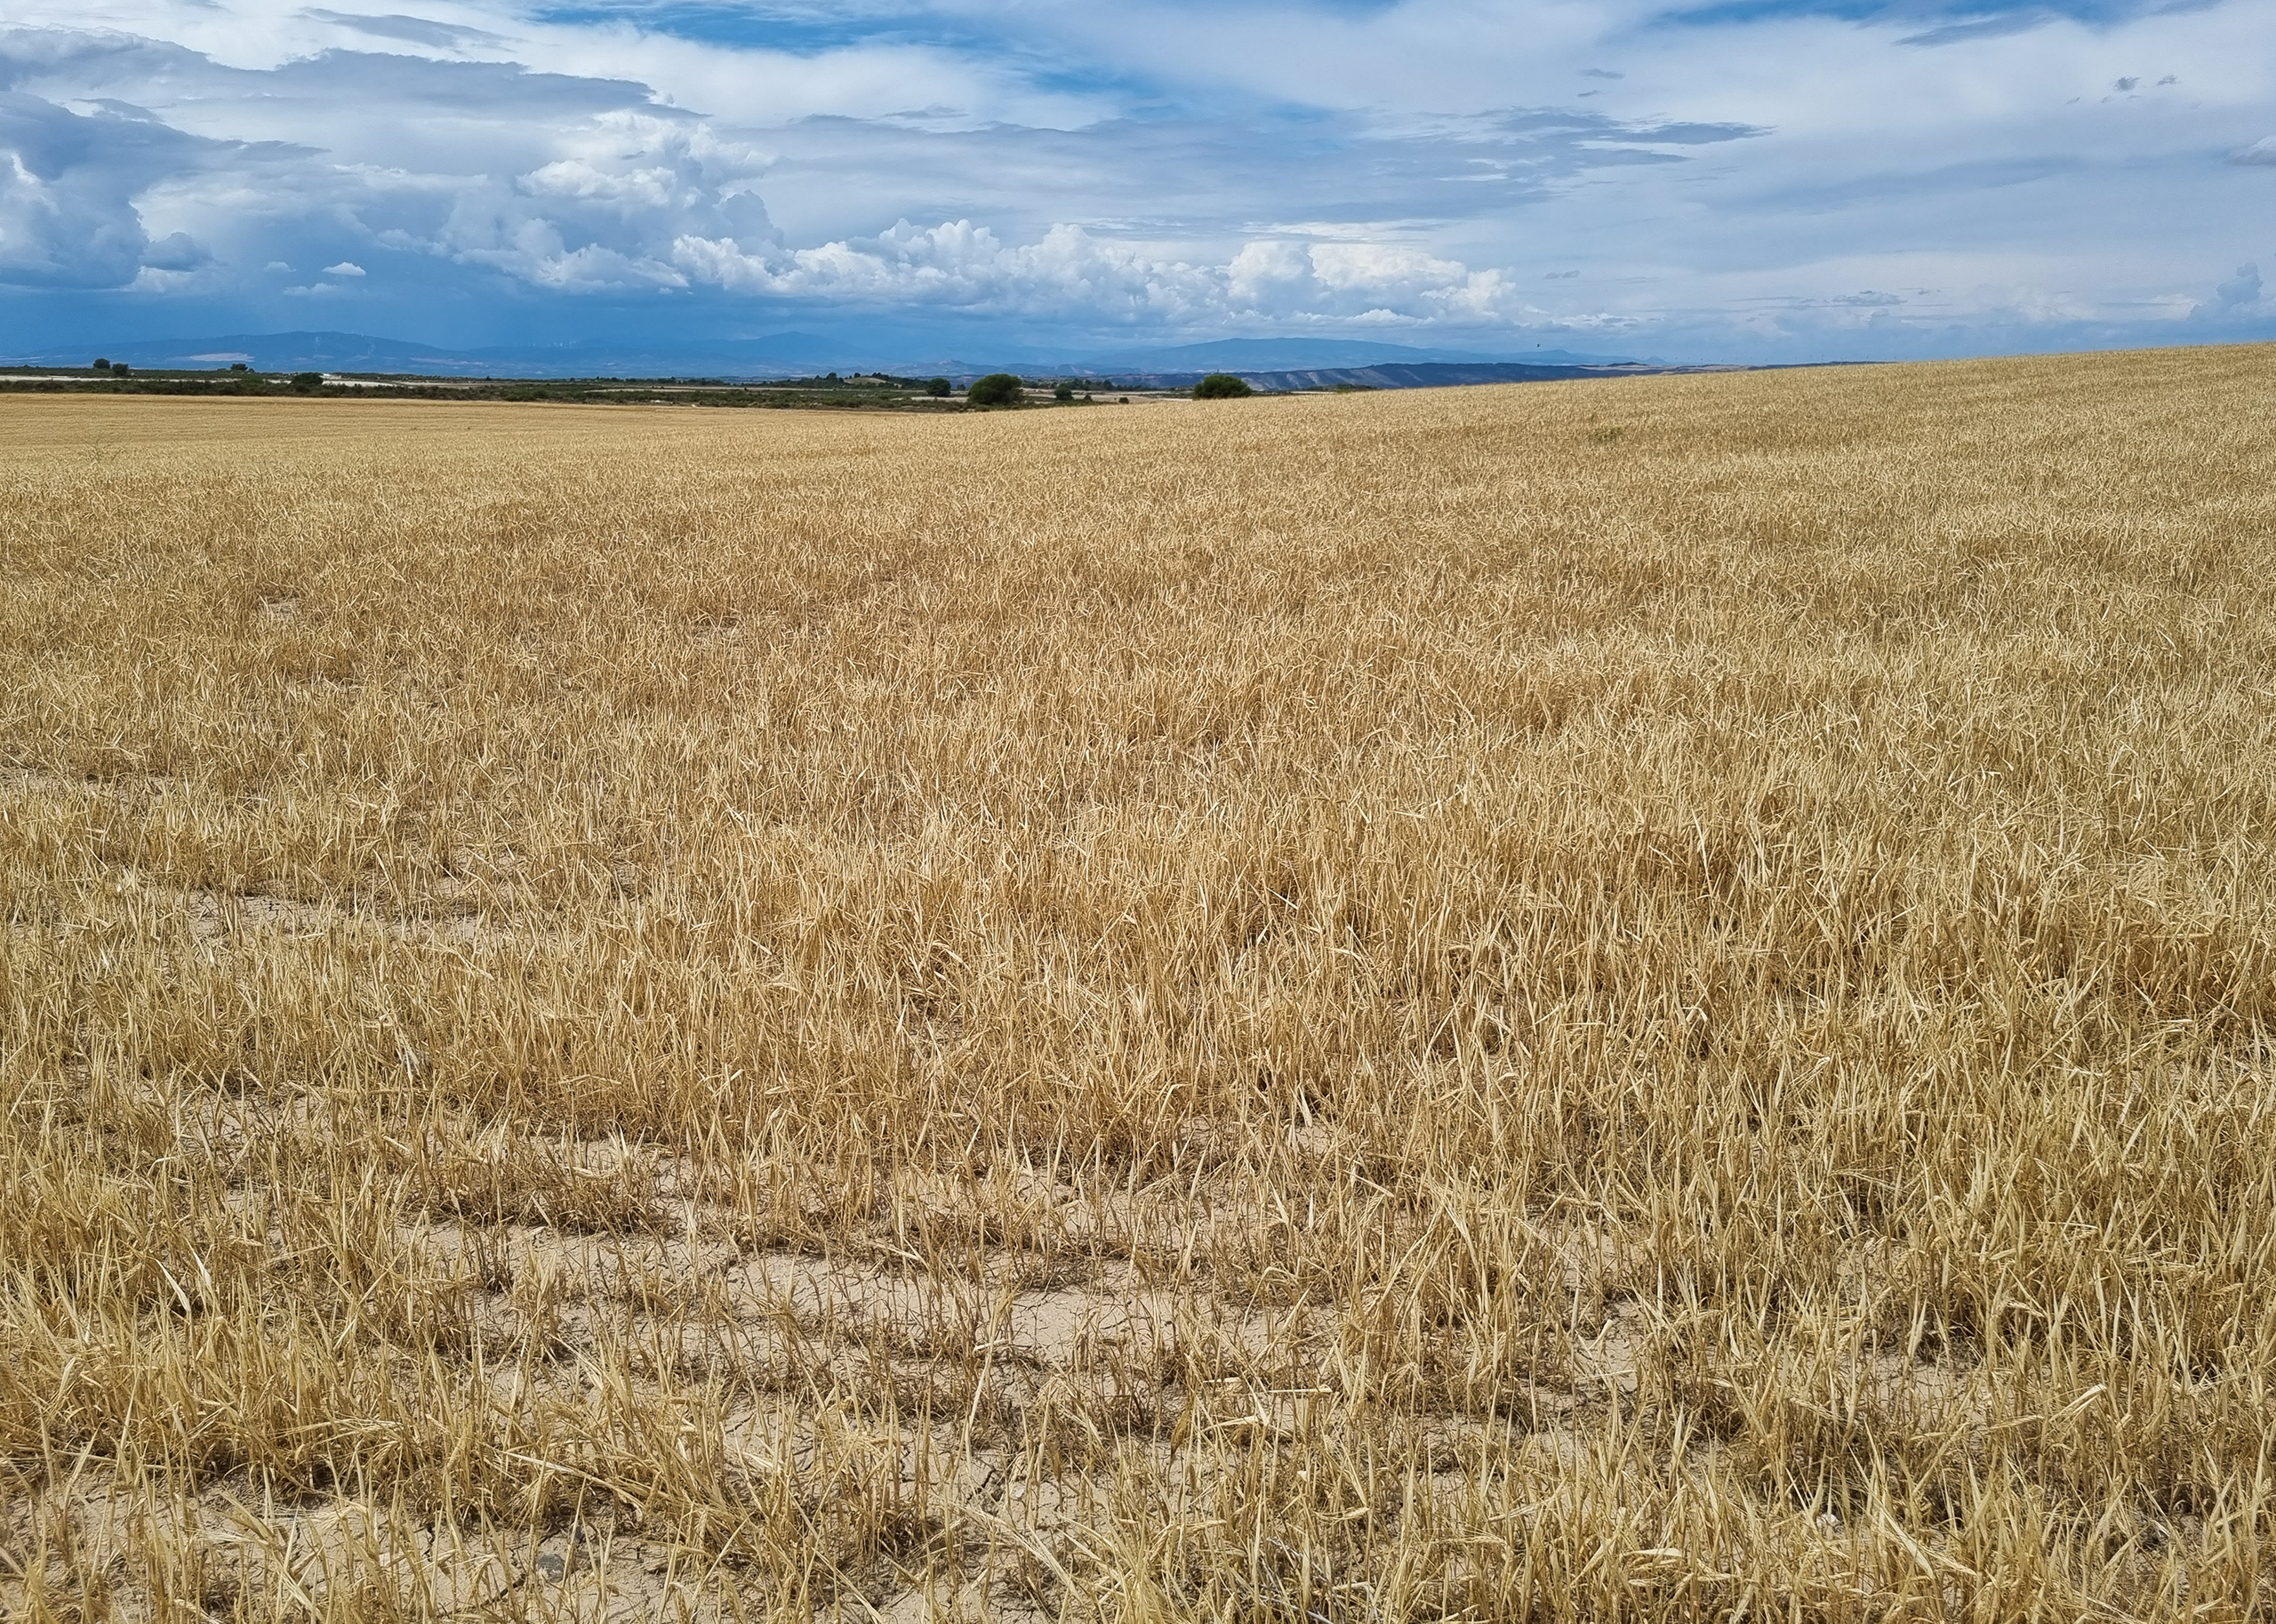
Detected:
left=1, top=0, right=2272, bottom=362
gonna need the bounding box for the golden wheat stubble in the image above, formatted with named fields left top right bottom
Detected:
left=2, top=348, right=2274, bottom=1619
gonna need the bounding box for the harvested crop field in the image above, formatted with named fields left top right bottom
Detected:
left=4, top=345, right=2274, bottom=1620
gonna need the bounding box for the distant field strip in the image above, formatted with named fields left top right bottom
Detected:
left=4, top=348, right=2274, bottom=1620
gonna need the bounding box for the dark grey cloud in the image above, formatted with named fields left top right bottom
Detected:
left=0, top=2, right=2268, bottom=359
left=2214, top=261, right=2260, bottom=306
left=0, top=90, right=278, bottom=287
left=141, top=230, right=211, bottom=270
left=301, top=11, right=515, bottom=51
left=2, top=27, right=661, bottom=124
left=1625, top=120, right=1769, bottom=145
left=0, top=26, right=204, bottom=91
left=82, top=97, right=167, bottom=123
left=262, top=50, right=662, bottom=117
left=757, top=104, right=1773, bottom=249
left=0, top=25, right=708, bottom=300
left=1753, top=155, right=2079, bottom=216
left=1901, top=12, right=2064, bottom=45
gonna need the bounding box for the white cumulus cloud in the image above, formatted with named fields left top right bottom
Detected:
left=0, top=1, right=2272, bottom=359
left=664, top=219, right=1539, bottom=326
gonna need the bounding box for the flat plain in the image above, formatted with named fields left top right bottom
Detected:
left=4, top=346, right=2273, bottom=1620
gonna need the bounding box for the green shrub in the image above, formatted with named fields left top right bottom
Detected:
left=967, top=373, right=1023, bottom=407
left=1053, top=380, right=1075, bottom=402
left=926, top=377, right=952, bottom=396
left=290, top=372, right=324, bottom=394
left=1192, top=372, right=1253, bottom=399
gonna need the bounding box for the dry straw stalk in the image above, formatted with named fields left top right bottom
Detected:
left=3, top=345, right=2273, bottom=1619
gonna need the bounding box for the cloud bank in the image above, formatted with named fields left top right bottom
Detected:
left=0, top=0, right=2272, bottom=360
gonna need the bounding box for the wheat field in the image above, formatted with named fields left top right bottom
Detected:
left=3, top=345, right=2273, bottom=1620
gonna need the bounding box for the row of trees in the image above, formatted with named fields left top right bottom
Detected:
left=79, top=360, right=327, bottom=393
left=70, top=359, right=1254, bottom=404
left=962, top=371, right=1252, bottom=406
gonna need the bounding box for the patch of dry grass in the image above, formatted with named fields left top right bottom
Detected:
left=4, top=348, right=2274, bottom=1620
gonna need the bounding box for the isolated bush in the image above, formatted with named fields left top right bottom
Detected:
left=926, top=377, right=951, bottom=396
left=230, top=362, right=250, bottom=373
left=1054, top=381, right=1075, bottom=402
left=967, top=373, right=1023, bottom=406
left=110, top=363, right=130, bottom=377
left=1193, top=372, right=1253, bottom=399
left=92, top=358, right=110, bottom=372
left=291, top=372, right=324, bottom=394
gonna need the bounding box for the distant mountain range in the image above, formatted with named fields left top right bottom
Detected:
left=1067, top=337, right=1640, bottom=372
left=1108, top=360, right=1672, bottom=392
left=2, top=329, right=1651, bottom=382
left=3, top=330, right=857, bottom=378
